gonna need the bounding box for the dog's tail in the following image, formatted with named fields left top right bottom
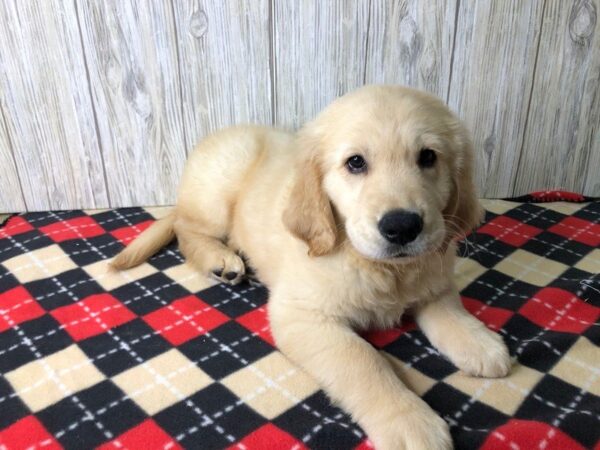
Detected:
left=110, top=213, right=176, bottom=270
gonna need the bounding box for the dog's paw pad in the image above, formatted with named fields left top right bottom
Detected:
left=209, top=254, right=245, bottom=285
left=224, top=271, right=238, bottom=281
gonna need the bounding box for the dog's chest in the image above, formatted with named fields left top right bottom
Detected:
left=333, top=261, right=438, bottom=329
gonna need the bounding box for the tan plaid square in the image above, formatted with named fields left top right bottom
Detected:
left=2, top=244, right=78, bottom=283
left=221, top=352, right=319, bottom=419
left=112, top=349, right=212, bottom=415
left=83, top=259, right=158, bottom=291
left=494, top=250, right=569, bottom=286
left=455, top=257, right=488, bottom=291
left=444, top=364, right=543, bottom=415
left=538, top=201, right=586, bottom=215
left=5, top=345, right=105, bottom=412
left=164, top=263, right=215, bottom=293
left=384, top=353, right=437, bottom=396
left=550, top=337, right=600, bottom=395
left=574, top=249, right=600, bottom=274
left=480, top=199, right=519, bottom=215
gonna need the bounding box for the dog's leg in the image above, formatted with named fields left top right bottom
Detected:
left=174, top=216, right=245, bottom=285
left=270, top=298, right=452, bottom=450
left=415, top=287, right=511, bottom=378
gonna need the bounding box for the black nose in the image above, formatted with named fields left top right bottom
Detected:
left=378, top=210, right=423, bottom=245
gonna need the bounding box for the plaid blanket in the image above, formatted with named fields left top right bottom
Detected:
left=0, top=192, right=598, bottom=450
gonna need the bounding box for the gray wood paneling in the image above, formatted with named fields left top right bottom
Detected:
left=76, top=0, right=187, bottom=207
left=173, top=0, right=272, bottom=152
left=365, top=0, right=456, bottom=100
left=272, top=0, right=370, bottom=128
left=514, top=0, right=600, bottom=196
left=448, top=0, right=545, bottom=198
left=0, top=109, right=26, bottom=212
left=0, top=0, right=598, bottom=213
left=0, top=0, right=109, bottom=211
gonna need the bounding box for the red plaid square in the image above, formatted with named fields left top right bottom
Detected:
left=230, top=423, right=306, bottom=450
left=355, top=440, right=375, bottom=449
left=110, top=220, right=153, bottom=244
left=519, top=287, right=600, bottom=334
left=462, top=296, right=513, bottom=331
left=0, top=415, right=61, bottom=449
left=362, top=319, right=417, bottom=348
left=0, top=216, right=34, bottom=237
left=39, top=216, right=105, bottom=243
left=0, top=286, right=45, bottom=332
left=548, top=216, right=600, bottom=246
left=236, top=307, right=275, bottom=346
left=481, top=419, right=585, bottom=450
left=50, top=293, right=136, bottom=341
left=143, top=295, right=229, bottom=345
left=477, top=216, right=543, bottom=246
left=97, top=419, right=181, bottom=450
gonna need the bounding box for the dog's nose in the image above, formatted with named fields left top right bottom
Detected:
left=378, top=210, right=423, bottom=245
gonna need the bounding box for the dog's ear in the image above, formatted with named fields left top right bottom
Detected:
left=443, top=130, right=484, bottom=241
left=283, top=135, right=337, bottom=257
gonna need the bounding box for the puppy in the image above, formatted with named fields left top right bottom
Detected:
left=113, top=85, right=511, bottom=450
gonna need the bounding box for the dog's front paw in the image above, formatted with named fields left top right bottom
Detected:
left=449, top=327, right=511, bottom=378
left=369, top=409, right=452, bottom=450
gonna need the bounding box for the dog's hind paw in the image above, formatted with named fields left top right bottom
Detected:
left=209, top=252, right=246, bottom=285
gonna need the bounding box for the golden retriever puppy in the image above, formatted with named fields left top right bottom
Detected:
left=112, top=85, right=511, bottom=450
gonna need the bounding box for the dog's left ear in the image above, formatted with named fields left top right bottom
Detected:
left=444, top=129, right=484, bottom=240
left=282, top=133, right=337, bottom=257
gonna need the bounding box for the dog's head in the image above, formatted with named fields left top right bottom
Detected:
left=283, top=85, right=482, bottom=261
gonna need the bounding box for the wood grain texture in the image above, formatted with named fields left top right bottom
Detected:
left=365, top=0, right=457, bottom=100
left=0, top=0, right=108, bottom=211
left=273, top=0, right=370, bottom=128
left=0, top=109, right=25, bottom=212
left=173, top=0, right=272, bottom=152
left=448, top=0, right=545, bottom=198
left=76, top=0, right=186, bottom=207
left=515, top=0, right=600, bottom=196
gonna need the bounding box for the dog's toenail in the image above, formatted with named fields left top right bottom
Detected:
left=224, top=271, right=238, bottom=280
left=212, top=269, right=223, bottom=277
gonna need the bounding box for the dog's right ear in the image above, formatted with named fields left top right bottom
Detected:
left=283, top=134, right=337, bottom=257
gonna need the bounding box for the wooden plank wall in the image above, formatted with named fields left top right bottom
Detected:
left=0, top=0, right=598, bottom=212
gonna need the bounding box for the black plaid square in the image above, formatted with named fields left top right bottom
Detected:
left=0, top=375, right=29, bottom=429
left=24, top=268, right=106, bottom=311
left=460, top=233, right=519, bottom=268
left=461, top=269, right=536, bottom=312
left=109, top=272, right=192, bottom=316
left=0, top=315, right=72, bottom=373
left=502, top=314, right=579, bottom=372
left=179, top=321, right=274, bottom=380
left=503, top=203, right=568, bottom=230
left=89, top=208, right=154, bottom=232
left=37, top=379, right=147, bottom=449
left=197, top=283, right=268, bottom=318
left=78, top=319, right=171, bottom=377
left=424, top=383, right=509, bottom=449
left=154, top=383, right=265, bottom=449
left=146, top=242, right=185, bottom=271
left=58, top=234, right=120, bottom=266
left=273, top=391, right=364, bottom=450
left=383, top=331, right=458, bottom=380
left=515, top=374, right=600, bottom=449
left=0, top=230, right=54, bottom=263
left=522, top=230, right=596, bottom=266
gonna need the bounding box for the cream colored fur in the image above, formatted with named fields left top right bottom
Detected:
left=113, top=86, right=511, bottom=450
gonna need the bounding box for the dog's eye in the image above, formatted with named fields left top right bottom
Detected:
left=418, top=148, right=437, bottom=168
left=346, top=155, right=367, bottom=174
